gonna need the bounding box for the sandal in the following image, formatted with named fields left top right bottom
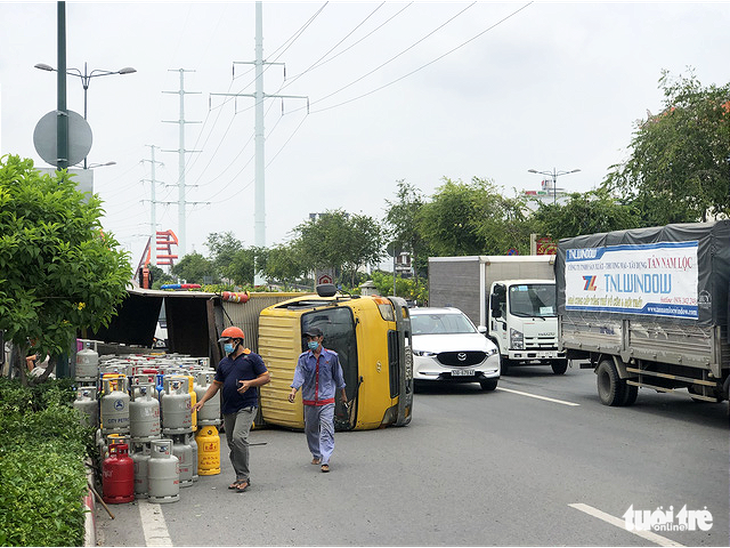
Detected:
left=311, top=457, right=321, bottom=465
left=235, top=481, right=250, bottom=492
left=320, top=464, right=330, bottom=473
left=228, top=479, right=250, bottom=489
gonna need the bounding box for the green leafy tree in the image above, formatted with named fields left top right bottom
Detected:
left=294, top=210, right=384, bottom=287
left=260, top=242, right=309, bottom=285
left=0, top=155, right=131, bottom=382
left=226, top=247, right=258, bottom=286
left=370, top=270, right=428, bottom=304
left=171, top=252, right=218, bottom=284
left=531, top=188, right=641, bottom=241
left=205, top=232, right=263, bottom=285
left=605, top=69, right=730, bottom=224
left=384, top=180, right=428, bottom=280
left=419, top=177, right=531, bottom=256
left=148, top=264, right=174, bottom=289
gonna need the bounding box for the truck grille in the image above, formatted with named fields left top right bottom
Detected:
left=524, top=337, right=557, bottom=350
left=437, top=351, right=486, bottom=367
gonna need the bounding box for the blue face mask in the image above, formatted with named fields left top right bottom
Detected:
left=224, top=342, right=236, bottom=355
left=307, top=340, right=319, bottom=351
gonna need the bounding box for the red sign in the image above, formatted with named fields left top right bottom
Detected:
left=536, top=236, right=557, bottom=255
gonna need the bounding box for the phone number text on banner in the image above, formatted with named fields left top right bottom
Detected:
left=564, top=241, right=698, bottom=319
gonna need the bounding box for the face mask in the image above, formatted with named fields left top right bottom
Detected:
left=307, top=341, right=319, bottom=351
left=224, top=342, right=236, bottom=355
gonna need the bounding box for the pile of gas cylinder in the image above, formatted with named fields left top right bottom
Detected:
left=72, top=341, right=223, bottom=505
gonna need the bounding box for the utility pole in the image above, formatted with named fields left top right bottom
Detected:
left=162, top=69, right=202, bottom=257
left=211, top=0, right=308, bottom=284
left=56, top=1, right=68, bottom=171
left=141, top=145, right=171, bottom=265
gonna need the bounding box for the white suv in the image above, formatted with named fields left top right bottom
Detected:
left=410, top=307, right=500, bottom=391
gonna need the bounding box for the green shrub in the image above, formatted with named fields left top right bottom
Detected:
left=0, top=378, right=90, bottom=547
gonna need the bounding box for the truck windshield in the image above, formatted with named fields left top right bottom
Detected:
left=509, top=284, right=556, bottom=318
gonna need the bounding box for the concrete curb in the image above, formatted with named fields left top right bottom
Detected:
left=84, top=462, right=96, bottom=547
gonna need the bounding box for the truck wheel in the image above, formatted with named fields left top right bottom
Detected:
left=621, top=383, right=638, bottom=406
left=479, top=378, right=498, bottom=391
left=596, top=359, right=626, bottom=406
left=551, top=360, right=568, bottom=375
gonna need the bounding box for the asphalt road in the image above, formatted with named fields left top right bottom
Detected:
left=96, top=364, right=729, bottom=547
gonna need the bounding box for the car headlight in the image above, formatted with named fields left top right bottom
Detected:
left=413, top=349, right=437, bottom=357
left=510, top=327, right=524, bottom=350
left=485, top=346, right=497, bottom=357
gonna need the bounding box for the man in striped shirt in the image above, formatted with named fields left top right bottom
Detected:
left=288, top=327, right=347, bottom=473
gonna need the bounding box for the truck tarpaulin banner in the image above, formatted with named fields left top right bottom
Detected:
left=564, top=241, right=699, bottom=319
left=555, top=221, right=730, bottom=328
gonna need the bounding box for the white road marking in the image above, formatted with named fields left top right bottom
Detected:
left=139, top=500, right=174, bottom=546
left=496, top=386, right=580, bottom=406
left=569, top=503, right=685, bottom=547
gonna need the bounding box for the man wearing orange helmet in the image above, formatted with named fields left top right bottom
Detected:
left=195, top=325, right=270, bottom=493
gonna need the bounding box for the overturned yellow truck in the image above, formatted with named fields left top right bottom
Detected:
left=257, top=284, right=413, bottom=431
left=88, top=284, right=413, bottom=431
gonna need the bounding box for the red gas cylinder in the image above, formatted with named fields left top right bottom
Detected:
left=102, top=442, right=135, bottom=504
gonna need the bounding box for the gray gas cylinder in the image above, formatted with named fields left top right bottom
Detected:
left=161, top=377, right=192, bottom=434
left=101, top=377, right=130, bottom=434
left=75, top=342, right=99, bottom=381
left=131, top=442, right=151, bottom=499
left=171, top=434, right=193, bottom=488
left=195, top=371, right=221, bottom=426
left=187, top=433, right=199, bottom=482
left=148, top=439, right=180, bottom=504
left=129, top=384, right=161, bottom=441
left=73, top=388, right=99, bottom=429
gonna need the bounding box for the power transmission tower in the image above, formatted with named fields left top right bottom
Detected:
left=211, top=0, right=308, bottom=284
left=162, top=68, right=206, bottom=256
left=141, top=144, right=173, bottom=265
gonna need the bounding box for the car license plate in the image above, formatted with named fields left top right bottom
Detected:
left=451, top=369, right=475, bottom=376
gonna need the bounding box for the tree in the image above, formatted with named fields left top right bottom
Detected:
left=171, top=252, right=218, bottom=284
left=294, top=210, right=384, bottom=287
left=260, top=242, right=309, bottom=286
left=384, top=180, right=428, bottom=280
left=605, top=69, right=730, bottom=224
left=531, top=188, right=640, bottom=241
left=418, top=177, right=531, bottom=256
left=0, top=155, right=131, bottom=382
left=148, top=264, right=174, bottom=289
left=226, top=247, right=257, bottom=286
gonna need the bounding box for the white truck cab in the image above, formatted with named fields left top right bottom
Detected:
left=488, top=279, right=567, bottom=374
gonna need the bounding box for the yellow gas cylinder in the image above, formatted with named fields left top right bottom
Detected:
left=195, top=426, right=220, bottom=475
left=185, top=375, right=198, bottom=432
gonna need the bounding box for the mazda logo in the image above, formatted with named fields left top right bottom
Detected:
left=458, top=352, right=467, bottom=361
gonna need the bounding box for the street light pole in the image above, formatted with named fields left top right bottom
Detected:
left=35, top=61, right=136, bottom=168
left=527, top=167, right=581, bottom=204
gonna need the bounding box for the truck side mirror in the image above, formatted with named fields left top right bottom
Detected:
left=490, top=294, right=502, bottom=318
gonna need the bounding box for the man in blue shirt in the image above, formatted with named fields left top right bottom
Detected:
left=195, top=326, right=269, bottom=492
left=288, top=327, right=347, bottom=473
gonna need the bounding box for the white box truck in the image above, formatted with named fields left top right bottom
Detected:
left=428, top=255, right=568, bottom=374
left=556, top=221, right=730, bottom=408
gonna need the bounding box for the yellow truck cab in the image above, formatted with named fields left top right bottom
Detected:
left=257, top=284, right=413, bottom=431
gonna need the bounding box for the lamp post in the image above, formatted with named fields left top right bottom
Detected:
left=527, top=167, right=581, bottom=204
left=87, top=161, right=116, bottom=169
left=35, top=62, right=136, bottom=168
